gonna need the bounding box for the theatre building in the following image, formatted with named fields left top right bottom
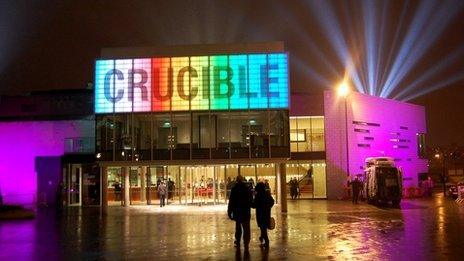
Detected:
left=0, top=42, right=428, bottom=210
left=95, top=43, right=296, bottom=209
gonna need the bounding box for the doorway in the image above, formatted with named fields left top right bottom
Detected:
left=179, top=166, right=218, bottom=205
left=68, top=165, right=82, bottom=206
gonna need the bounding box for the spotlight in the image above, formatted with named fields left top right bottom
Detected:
left=337, top=82, right=350, bottom=97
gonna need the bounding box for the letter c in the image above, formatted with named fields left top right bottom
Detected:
left=104, top=69, right=124, bottom=103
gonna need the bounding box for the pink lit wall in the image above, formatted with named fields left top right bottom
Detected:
left=324, top=90, right=427, bottom=200
left=0, top=120, right=94, bottom=206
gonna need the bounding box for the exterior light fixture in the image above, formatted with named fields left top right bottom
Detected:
left=337, top=80, right=351, bottom=178
left=337, top=82, right=350, bottom=97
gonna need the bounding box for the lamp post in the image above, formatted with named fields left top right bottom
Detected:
left=338, top=82, right=350, bottom=178
left=435, top=152, right=447, bottom=196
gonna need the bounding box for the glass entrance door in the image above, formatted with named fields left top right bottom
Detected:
left=180, top=165, right=222, bottom=205
left=68, top=165, right=82, bottom=206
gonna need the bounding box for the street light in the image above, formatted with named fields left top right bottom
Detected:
left=434, top=152, right=447, bottom=196
left=337, top=82, right=350, bottom=97
left=338, top=81, right=351, bottom=179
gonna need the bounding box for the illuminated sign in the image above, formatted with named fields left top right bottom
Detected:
left=95, top=53, right=288, bottom=113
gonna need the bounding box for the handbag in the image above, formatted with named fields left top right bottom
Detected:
left=268, top=217, right=276, bottom=230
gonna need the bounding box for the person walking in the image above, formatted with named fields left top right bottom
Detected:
left=350, top=176, right=363, bottom=204
left=227, top=175, right=252, bottom=250
left=252, top=182, right=275, bottom=248
left=289, top=178, right=296, bottom=199
left=427, top=176, right=434, bottom=197
left=168, top=178, right=175, bottom=199
left=158, top=181, right=167, bottom=207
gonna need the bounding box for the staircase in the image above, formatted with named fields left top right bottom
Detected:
left=287, top=172, right=314, bottom=198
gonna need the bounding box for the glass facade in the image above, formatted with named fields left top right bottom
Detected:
left=417, top=133, right=426, bottom=159
left=286, top=160, right=327, bottom=199
left=289, top=116, right=325, bottom=152
left=93, top=52, right=332, bottom=204
left=105, top=164, right=278, bottom=206
left=107, top=167, right=123, bottom=205
left=96, top=110, right=290, bottom=161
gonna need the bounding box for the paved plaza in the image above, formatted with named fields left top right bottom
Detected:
left=1, top=194, right=464, bottom=260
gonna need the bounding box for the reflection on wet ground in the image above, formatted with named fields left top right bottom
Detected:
left=1, top=194, right=464, bottom=260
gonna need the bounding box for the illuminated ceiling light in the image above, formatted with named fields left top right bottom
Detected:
left=96, top=152, right=102, bottom=159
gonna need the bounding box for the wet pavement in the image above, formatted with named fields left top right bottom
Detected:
left=1, top=194, right=464, bottom=260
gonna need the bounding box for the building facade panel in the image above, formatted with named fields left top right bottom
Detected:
left=324, top=90, right=428, bottom=199
left=0, top=120, right=95, bottom=205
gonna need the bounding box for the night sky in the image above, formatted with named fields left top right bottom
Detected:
left=0, top=0, right=463, bottom=146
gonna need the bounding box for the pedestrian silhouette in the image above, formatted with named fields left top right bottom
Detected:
left=227, top=175, right=252, bottom=250
left=350, top=176, right=363, bottom=204
left=252, top=181, right=275, bottom=248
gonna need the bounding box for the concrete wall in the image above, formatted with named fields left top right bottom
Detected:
left=324, top=90, right=428, bottom=199
left=290, top=93, right=324, bottom=116
left=0, top=120, right=94, bottom=206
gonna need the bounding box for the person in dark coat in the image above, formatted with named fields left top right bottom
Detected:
left=289, top=178, right=295, bottom=199
left=350, top=176, right=363, bottom=204
left=227, top=175, right=252, bottom=249
left=158, top=181, right=167, bottom=207
left=252, top=181, right=275, bottom=248
left=167, top=178, right=175, bottom=199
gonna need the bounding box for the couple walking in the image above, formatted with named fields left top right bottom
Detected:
left=227, top=175, right=275, bottom=250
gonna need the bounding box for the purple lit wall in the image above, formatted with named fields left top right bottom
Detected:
left=0, top=120, right=94, bottom=206
left=324, top=90, right=427, bottom=200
